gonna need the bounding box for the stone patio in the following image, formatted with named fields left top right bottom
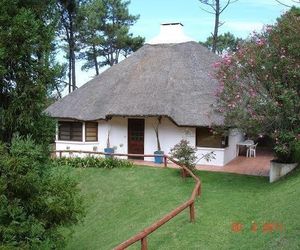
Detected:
left=132, top=150, right=274, bottom=177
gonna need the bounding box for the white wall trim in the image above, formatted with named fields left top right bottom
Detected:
left=55, top=140, right=97, bottom=145
left=196, top=147, right=226, bottom=151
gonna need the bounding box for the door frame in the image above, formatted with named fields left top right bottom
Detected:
left=127, top=118, right=145, bottom=159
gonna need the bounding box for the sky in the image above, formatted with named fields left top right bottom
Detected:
left=74, top=0, right=293, bottom=89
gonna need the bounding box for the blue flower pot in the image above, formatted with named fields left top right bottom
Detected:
left=154, top=150, right=164, bottom=164
left=104, top=148, right=114, bottom=158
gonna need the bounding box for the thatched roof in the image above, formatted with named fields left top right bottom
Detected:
left=46, top=41, right=223, bottom=126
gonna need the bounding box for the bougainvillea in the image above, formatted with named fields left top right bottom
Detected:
left=214, top=7, right=300, bottom=163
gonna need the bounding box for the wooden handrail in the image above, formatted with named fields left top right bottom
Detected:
left=52, top=150, right=201, bottom=250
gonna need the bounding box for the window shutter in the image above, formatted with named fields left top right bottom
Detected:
left=58, top=121, right=83, bottom=141
left=85, top=122, right=98, bottom=142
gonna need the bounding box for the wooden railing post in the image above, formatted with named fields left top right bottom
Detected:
left=141, top=237, right=147, bottom=250
left=59, top=151, right=62, bottom=158
left=163, top=155, right=167, bottom=167
left=197, top=184, right=201, bottom=197
left=189, top=202, right=195, bottom=222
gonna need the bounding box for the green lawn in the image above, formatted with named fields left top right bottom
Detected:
left=64, top=166, right=300, bottom=250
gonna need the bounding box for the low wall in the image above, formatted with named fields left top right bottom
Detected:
left=269, top=161, right=298, bottom=183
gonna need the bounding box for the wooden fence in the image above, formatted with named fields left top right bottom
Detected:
left=53, top=150, right=201, bottom=250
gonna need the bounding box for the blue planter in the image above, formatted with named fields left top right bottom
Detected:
left=104, top=148, right=114, bottom=158
left=154, top=150, right=164, bottom=164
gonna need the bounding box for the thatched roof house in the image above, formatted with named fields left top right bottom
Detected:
left=47, top=23, right=243, bottom=167
left=46, top=40, right=222, bottom=126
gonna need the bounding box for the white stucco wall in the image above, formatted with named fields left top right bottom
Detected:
left=196, top=147, right=225, bottom=166
left=224, top=129, right=244, bottom=165
left=98, top=118, right=128, bottom=159
left=55, top=117, right=243, bottom=166
left=195, top=129, right=244, bottom=166
left=55, top=118, right=128, bottom=159
left=144, top=117, right=195, bottom=162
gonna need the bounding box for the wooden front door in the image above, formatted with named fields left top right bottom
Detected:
left=128, top=119, right=144, bottom=159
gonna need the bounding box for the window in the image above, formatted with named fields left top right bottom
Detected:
left=196, top=127, right=228, bottom=148
left=85, top=122, right=98, bottom=142
left=58, top=121, right=82, bottom=141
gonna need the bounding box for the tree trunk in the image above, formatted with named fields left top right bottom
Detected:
left=69, top=11, right=76, bottom=92
left=92, top=44, right=99, bottom=75
left=109, top=40, right=114, bottom=66
left=68, top=53, right=72, bottom=93
left=55, top=84, right=62, bottom=99
left=212, top=0, right=220, bottom=53
left=155, top=129, right=161, bottom=151
left=71, top=49, right=76, bottom=91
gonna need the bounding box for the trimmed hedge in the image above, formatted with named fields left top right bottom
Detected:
left=52, top=156, right=133, bottom=169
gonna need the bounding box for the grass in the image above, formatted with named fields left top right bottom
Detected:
left=64, top=165, right=300, bottom=250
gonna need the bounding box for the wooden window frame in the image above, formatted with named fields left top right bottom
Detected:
left=85, top=122, right=98, bottom=142
left=58, top=121, right=83, bottom=142
left=196, top=127, right=228, bottom=148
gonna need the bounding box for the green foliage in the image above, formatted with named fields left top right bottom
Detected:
left=170, top=139, right=197, bottom=170
left=0, top=0, right=60, bottom=145
left=0, top=136, right=83, bottom=249
left=273, top=131, right=298, bottom=163
left=215, top=7, right=300, bottom=163
left=56, top=0, right=84, bottom=92
left=77, top=0, right=144, bottom=74
left=200, top=32, right=242, bottom=54
left=198, top=0, right=239, bottom=53
left=292, top=140, right=300, bottom=164
left=52, top=156, right=133, bottom=169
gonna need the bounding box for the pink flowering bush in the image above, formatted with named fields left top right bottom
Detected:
left=214, top=7, right=300, bottom=163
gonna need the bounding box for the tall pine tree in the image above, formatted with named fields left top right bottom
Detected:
left=0, top=0, right=61, bottom=144
left=78, top=0, right=144, bottom=74
left=200, top=32, right=242, bottom=55
left=56, top=0, right=82, bottom=92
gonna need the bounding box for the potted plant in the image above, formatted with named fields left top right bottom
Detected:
left=153, top=117, right=164, bottom=164
left=104, top=126, right=114, bottom=158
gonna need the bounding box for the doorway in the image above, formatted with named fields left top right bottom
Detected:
left=128, top=119, right=144, bottom=160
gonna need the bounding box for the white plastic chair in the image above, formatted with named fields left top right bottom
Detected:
left=247, top=143, right=258, bottom=157
left=244, top=139, right=254, bottom=145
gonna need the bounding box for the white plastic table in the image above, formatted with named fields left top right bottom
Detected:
left=236, top=141, right=254, bottom=156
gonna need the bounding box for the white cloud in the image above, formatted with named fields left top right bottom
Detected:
left=223, top=21, right=264, bottom=35
left=242, top=0, right=295, bottom=7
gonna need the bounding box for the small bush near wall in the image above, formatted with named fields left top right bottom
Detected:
left=170, top=139, right=197, bottom=171
left=52, top=156, right=133, bottom=169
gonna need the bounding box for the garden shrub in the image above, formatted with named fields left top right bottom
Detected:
left=52, top=156, right=133, bottom=169
left=170, top=139, right=215, bottom=173
left=170, top=139, right=197, bottom=171
left=214, top=7, right=300, bottom=163
left=0, top=136, right=83, bottom=249
left=292, top=141, right=300, bottom=164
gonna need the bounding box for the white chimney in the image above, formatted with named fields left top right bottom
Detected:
left=147, top=23, right=194, bottom=45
